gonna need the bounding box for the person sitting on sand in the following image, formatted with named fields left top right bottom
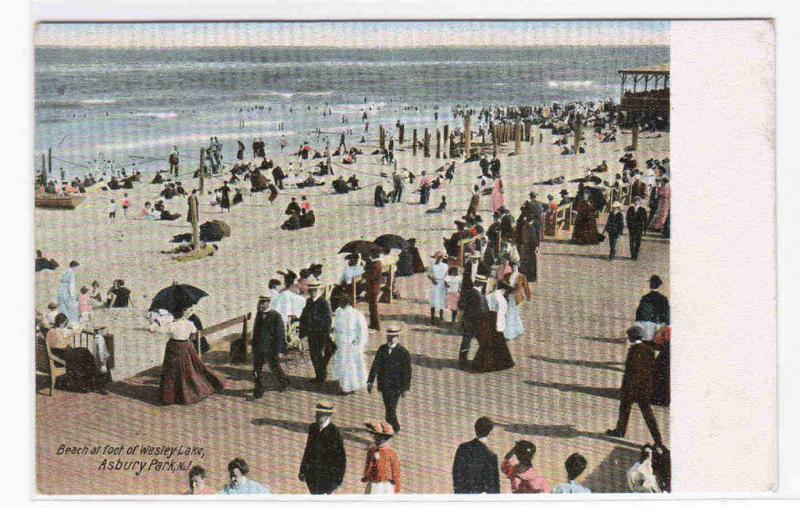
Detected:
left=105, top=279, right=131, bottom=308
left=332, top=176, right=350, bottom=194
left=232, top=188, right=243, bottom=205
left=426, top=196, right=447, bottom=214
left=347, top=175, right=360, bottom=190
left=591, top=160, right=609, bottom=173
left=281, top=210, right=303, bottom=231
left=35, top=250, right=59, bottom=272
left=300, top=209, right=316, bottom=228
left=285, top=197, right=301, bottom=216
left=154, top=200, right=181, bottom=220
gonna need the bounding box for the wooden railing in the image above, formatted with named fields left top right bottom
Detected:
left=191, top=312, right=251, bottom=364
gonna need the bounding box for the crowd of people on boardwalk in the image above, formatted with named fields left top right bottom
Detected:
left=37, top=94, right=671, bottom=495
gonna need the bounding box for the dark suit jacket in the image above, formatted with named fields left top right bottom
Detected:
left=621, top=341, right=657, bottom=401
left=631, top=180, right=647, bottom=200
left=299, top=296, right=332, bottom=340
left=452, top=438, right=500, bottom=494
left=299, top=421, right=346, bottom=489
left=459, top=288, right=488, bottom=335
left=605, top=211, right=625, bottom=238
left=368, top=344, right=412, bottom=393
left=636, top=290, right=670, bottom=324
left=252, top=309, right=286, bottom=361
left=626, top=206, right=649, bottom=235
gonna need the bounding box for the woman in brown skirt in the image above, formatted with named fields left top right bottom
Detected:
left=471, top=282, right=515, bottom=373
left=159, top=309, right=224, bottom=405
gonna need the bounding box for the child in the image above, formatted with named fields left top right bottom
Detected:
left=552, top=453, right=591, bottom=493
left=78, top=286, right=92, bottom=323
left=90, top=280, right=102, bottom=303
left=444, top=266, right=462, bottom=325
left=108, top=199, right=117, bottom=222
left=121, top=193, right=131, bottom=217
left=362, top=421, right=401, bottom=494
left=300, top=195, right=311, bottom=211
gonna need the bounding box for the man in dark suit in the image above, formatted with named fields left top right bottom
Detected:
left=457, top=275, right=489, bottom=370
left=298, top=400, right=346, bottom=494
left=606, top=325, right=663, bottom=446
left=252, top=295, right=290, bottom=397
left=626, top=197, right=649, bottom=260
left=367, top=326, right=412, bottom=433
left=604, top=201, right=626, bottom=260
left=630, top=173, right=648, bottom=201
left=452, top=416, right=500, bottom=494
left=636, top=275, right=670, bottom=325
left=299, top=281, right=334, bottom=383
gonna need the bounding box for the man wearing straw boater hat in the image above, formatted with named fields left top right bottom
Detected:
left=252, top=294, right=291, bottom=398
left=604, top=201, right=625, bottom=260
left=367, top=326, right=412, bottom=434
left=298, top=401, right=346, bottom=495
left=299, top=279, right=335, bottom=383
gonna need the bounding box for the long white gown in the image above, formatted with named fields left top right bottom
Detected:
left=428, top=262, right=448, bottom=310
left=331, top=306, right=369, bottom=392
left=57, top=268, right=80, bottom=324
left=504, top=272, right=525, bottom=341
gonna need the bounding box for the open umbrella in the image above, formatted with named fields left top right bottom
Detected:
left=149, top=282, right=209, bottom=318
left=338, top=240, right=387, bottom=258
left=374, top=234, right=408, bottom=251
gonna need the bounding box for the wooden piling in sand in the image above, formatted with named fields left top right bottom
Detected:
left=48, top=148, right=52, bottom=175
left=199, top=147, right=206, bottom=192
left=515, top=123, right=522, bottom=154
left=539, top=132, right=543, bottom=144
left=574, top=118, right=583, bottom=154
left=492, top=124, right=498, bottom=156
left=413, top=129, right=418, bottom=155
left=464, top=115, right=472, bottom=156
left=449, top=132, right=455, bottom=158
left=190, top=193, right=200, bottom=249
left=436, top=130, right=441, bottom=158
left=399, top=124, right=405, bottom=145
left=379, top=125, right=386, bottom=151
left=631, top=122, right=639, bottom=151
left=41, top=153, right=46, bottom=180
left=423, top=128, right=430, bottom=158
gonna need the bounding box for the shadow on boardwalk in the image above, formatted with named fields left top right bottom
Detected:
left=251, top=417, right=374, bottom=446
left=529, top=354, right=624, bottom=372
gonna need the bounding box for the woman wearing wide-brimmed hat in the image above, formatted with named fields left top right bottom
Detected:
left=361, top=421, right=402, bottom=494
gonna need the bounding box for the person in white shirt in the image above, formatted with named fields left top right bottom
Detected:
left=427, top=252, right=449, bottom=325
left=552, top=453, right=592, bottom=494
left=626, top=445, right=661, bottom=493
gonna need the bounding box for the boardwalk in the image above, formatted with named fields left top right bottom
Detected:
left=36, top=228, right=669, bottom=495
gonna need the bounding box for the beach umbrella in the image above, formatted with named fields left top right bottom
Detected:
left=149, top=282, right=209, bottom=318
left=374, top=234, right=407, bottom=251
left=338, top=240, right=387, bottom=258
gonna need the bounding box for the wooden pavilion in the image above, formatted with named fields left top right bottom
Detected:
left=617, top=63, right=670, bottom=116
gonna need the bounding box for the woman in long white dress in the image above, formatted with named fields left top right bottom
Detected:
left=57, top=261, right=81, bottom=325
left=427, top=252, right=449, bottom=325
left=503, top=263, right=527, bottom=341
left=331, top=296, right=369, bottom=394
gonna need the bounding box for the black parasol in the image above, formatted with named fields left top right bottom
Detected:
left=149, top=282, right=209, bottom=318
left=374, top=234, right=408, bottom=251
left=338, top=240, right=387, bottom=258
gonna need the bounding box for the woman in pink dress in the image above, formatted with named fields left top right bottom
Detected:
left=501, top=441, right=552, bottom=494
left=649, top=178, right=671, bottom=232
left=491, top=178, right=505, bottom=213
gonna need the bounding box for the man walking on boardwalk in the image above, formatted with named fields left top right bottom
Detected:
left=368, top=326, right=412, bottom=434
left=299, top=280, right=335, bottom=383
left=452, top=416, right=500, bottom=494
left=252, top=295, right=291, bottom=397
left=299, top=401, right=347, bottom=494
left=605, top=325, right=663, bottom=446
left=627, top=197, right=649, bottom=260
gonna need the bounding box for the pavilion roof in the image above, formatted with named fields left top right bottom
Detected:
left=617, top=63, right=670, bottom=76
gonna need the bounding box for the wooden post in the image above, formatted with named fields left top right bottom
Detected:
left=631, top=122, right=639, bottom=151
left=190, top=194, right=200, bottom=250
left=492, top=124, right=498, bottom=156
left=436, top=129, right=441, bottom=158
left=413, top=129, right=417, bottom=155
left=443, top=124, right=449, bottom=148
left=574, top=118, right=583, bottom=154
left=41, top=153, right=46, bottom=177
left=464, top=115, right=472, bottom=157
left=48, top=148, right=52, bottom=175
left=539, top=132, right=543, bottom=144
left=199, top=148, right=206, bottom=192
left=379, top=125, right=385, bottom=151
left=514, top=122, right=522, bottom=154
left=399, top=124, right=405, bottom=145
left=423, top=128, right=430, bottom=158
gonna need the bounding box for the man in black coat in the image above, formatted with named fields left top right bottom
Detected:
left=252, top=295, right=290, bottom=397
left=606, top=325, right=664, bottom=446
left=604, top=202, right=625, bottom=260
left=298, top=400, right=346, bottom=494
left=626, top=197, right=649, bottom=260
left=367, top=326, right=412, bottom=433
left=452, top=416, right=500, bottom=494
left=636, top=275, right=670, bottom=325
left=299, top=281, right=334, bottom=383
left=457, top=275, right=489, bottom=370
left=272, top=165, right=286, bottom=190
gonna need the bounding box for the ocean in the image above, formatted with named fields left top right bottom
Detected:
left=34, top=45, right=668, bottom=177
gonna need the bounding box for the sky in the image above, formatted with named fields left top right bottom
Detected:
left=34, top=21, right=669, bottom=48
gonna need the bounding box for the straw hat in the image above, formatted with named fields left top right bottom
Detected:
left=386, top=325, right=402, bottom=337
left=315, top=400, right=335, bottom=413
left=612, top=201, right=623, bottom=209
left=474, top=274, right=488, bottom=284
left=306, top=279, right=321, bottom=289
left=365, top=421, right=395, bottom=437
